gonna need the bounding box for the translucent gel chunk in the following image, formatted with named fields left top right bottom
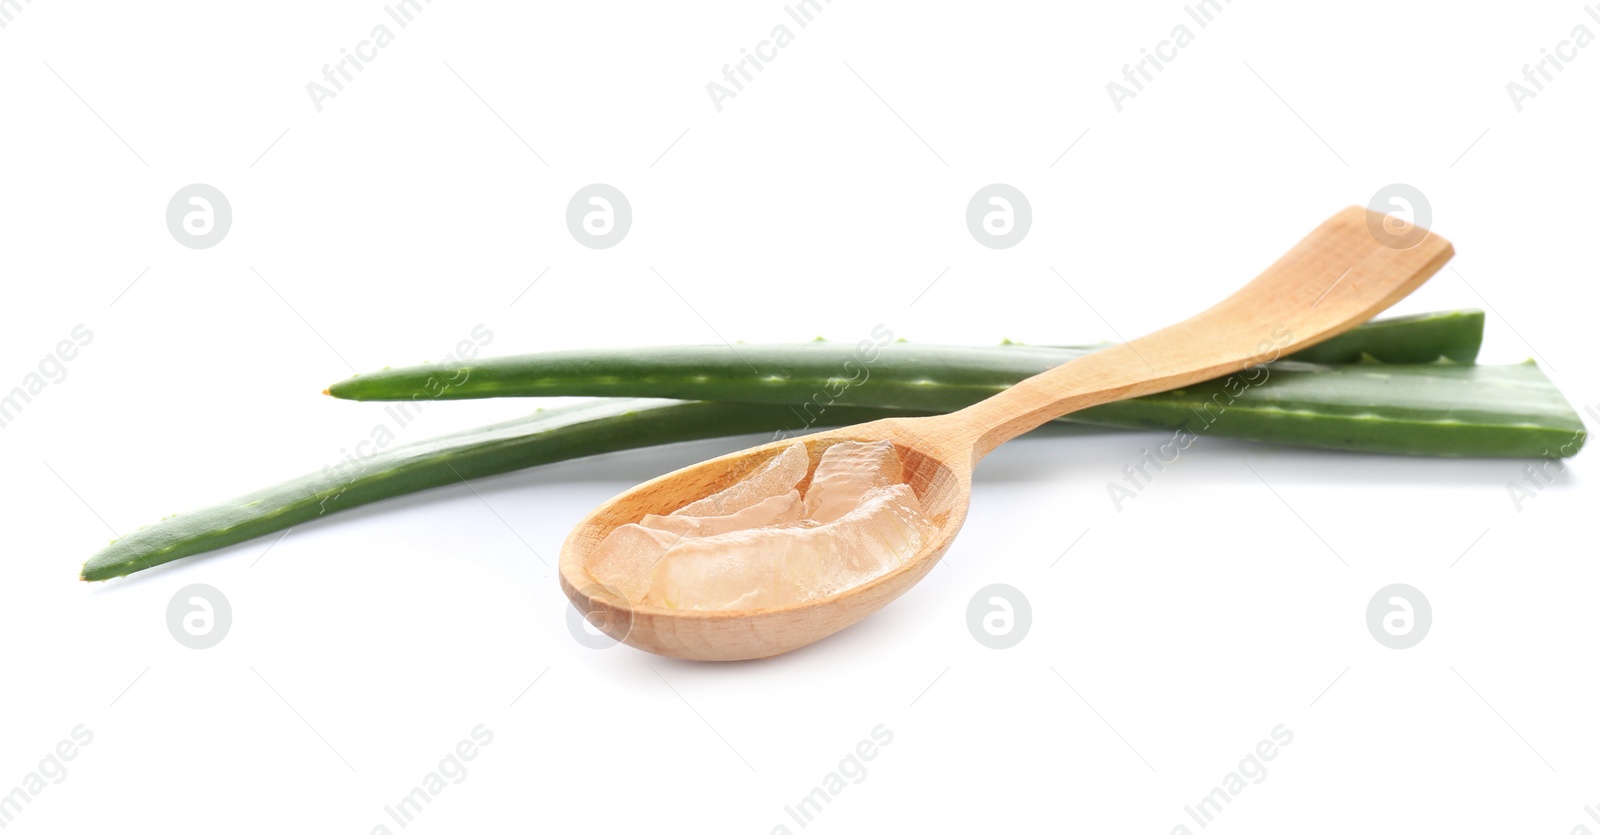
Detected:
left=641, top=490, right=803, bottom=538
left=642, top=483, right=928, bottom=611
left=673, top=443, right=808, bottom=517
left=587, top=523, right=688, bottom=603
left=587, top=445, right=806, bottom=601
left=803, top=440, right=905, bottom=524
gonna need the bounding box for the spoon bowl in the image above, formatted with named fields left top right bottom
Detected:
left=561, top=206, right=1455, bottom=660
left=559, top=420, right=972, bottom=660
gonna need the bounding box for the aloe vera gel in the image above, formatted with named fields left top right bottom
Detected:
left=589, top=441, right=932, bottom=610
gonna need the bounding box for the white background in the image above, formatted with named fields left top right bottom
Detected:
left=2, top=1, right=1597, bottom=832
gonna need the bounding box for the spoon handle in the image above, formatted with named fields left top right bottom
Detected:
left=949, top=206, right=1454, bottom=460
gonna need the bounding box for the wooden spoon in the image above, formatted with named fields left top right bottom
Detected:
left=559, top=206, right=1453, bottom=660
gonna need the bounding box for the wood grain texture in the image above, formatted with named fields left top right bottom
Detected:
left=559, top=206, right=1453, bottom=661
